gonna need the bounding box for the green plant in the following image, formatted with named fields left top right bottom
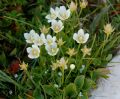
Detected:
left=0, top=0, right=120, bottom=99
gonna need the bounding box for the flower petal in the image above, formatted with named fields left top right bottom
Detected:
left=78, top=29, right=84, bottom=35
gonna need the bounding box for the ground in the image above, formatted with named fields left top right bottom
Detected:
left=90, top=50, right=120, bottom=99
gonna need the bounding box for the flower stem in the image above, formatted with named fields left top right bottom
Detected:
left=101, top=36, right=109, bottom=55
left=79, top=8, right=83, bottom=17
left=65, top=70, right=71, bottom=82
left=26, top=70, right=36, bottom=88
left=61, top=68, right=64, bottom=85
left=76, top=44, right=81, bottom=61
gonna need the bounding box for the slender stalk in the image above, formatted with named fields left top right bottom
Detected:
left=100, top=36, right=108, bottom=55
left=91, top=34, right=96, bottom=49
left=39, top=82, right=47, bottom=99
left=26, top=70, right=36, bottom=87
left=61, top=67, right=64, bottom=85
left=76, top=44, right=81, bottom=61
left=65, top=70, right=72, bottom=82
left=79, top=8, right=83, bottom=17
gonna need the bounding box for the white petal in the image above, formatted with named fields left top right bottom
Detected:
left=53, top=36, right=56, bottom=42
left=24, top=33, right=30, bottom=41
left=78, top=29, right=84, bottom=35
left=28, top=54, right=35, bottom=59
left=46, top=14, right=51, bottom=20
left=47, top=34, right=52, bottom=40
left=27, top=47, right=32, bottom=53
left=60, top=6, right=66, bottom=12
left=40, top=34, right=46, bottom=43
left=84, top=33, right=89, bottom=43
left=55, top=7, right=59, bottom=12
left=67, top=9, right=71, bottom=18
left=30, top=29, right=36, bottom=34
left=51, top=20, right=56, bottom=25
left=33, top=45, right=40, bottom=52
left=60, top=26, right=64, bottom=32
left=73, top=33, right=78, bottom=40
left=50, top=8, right=55, bottom=13
left=58, top=20, right=63, bottom=26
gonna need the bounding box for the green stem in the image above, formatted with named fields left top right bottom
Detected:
left=76, top=44, right=81, bottom=61
left=65, top=70, right=72, bottom=82
left=26, top=70, right=36, bottom=88
left=78, top=56, right=83, bottom=69
left=79, top=8, right=83, bottom=17
left=91, top=34, right=96, bottom=49
left=39, top=82, right=47, bottom=99
left=61, top=68, right=64, bottom=85
left=100, top=36, right=109, bottom=55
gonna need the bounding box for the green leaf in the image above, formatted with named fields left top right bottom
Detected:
left=43, top=85, right=56, bottom=96
left=81, top=92, right=88, bottom=99
left=0, top=52, right=6, bottom=66
left=106, top=54, right=112, bottom=61
left=74, top=75, right=85, bottom=91
left=0, top=70, right=24, bottom=90
left=90, top=6, right=110, bottom=33
left=64, top=83, right=77, bottom=98
left=33, top=88, right=44, bottom=99
left=9, top=48, right=17, bottom=56
left=83, top=78, right=94, bottom=91
left=93, top=58, right=101, bottom=66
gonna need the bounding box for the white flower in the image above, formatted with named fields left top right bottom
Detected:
left=45, top=34, right=56, bottom=46
left=73, top=29, right=89, bottom=44
left=45, top=43, right=59, bottom=56
left=46, top=7, right=59, bottom=22
left=58, top=6, right=71, bottom=20
left=70, top=64, right=75, bottom=70
left=27, top=45, right=40, bottom=59
left=80, top=65, right=85, bottom=73
left=24, top=29, right=37, bottom=43
left=33, top=33, right=45, bottom=46
left=51, top=20, right=64, bottom=33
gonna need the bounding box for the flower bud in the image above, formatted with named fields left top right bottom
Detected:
left=70, top=1, right=77, bottom=12
left=81, top=45, right=91, bottom=57
left=103, top=23, right=114, bottom=36
left=19, top=61, right=28, bottom=71
left=80, top=0, right=88, bottom=9
left=70, top=64, right=75, bottom=70
left=40, top=25, right=49, bottom=34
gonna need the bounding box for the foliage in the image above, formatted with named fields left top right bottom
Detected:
left=0, top=0, right=120, bottom=98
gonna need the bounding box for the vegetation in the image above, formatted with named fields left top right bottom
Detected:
left=0, top=0, right=120, bottom=98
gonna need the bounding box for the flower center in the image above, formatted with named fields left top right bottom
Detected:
left=32, top=49, right=38, bottom=56
left=61, top=13, right=67, bottom=19
left=78, top=36, right=84, bottom=43
left=48, top=39, right=53, bottom=45
left=54, top=25, right=60, bottom=32
left=50, top=13, right=56, bottom=19
left=51, top=48, right=57, bottom=53
left=30, top=36, right=34, bottom=42
left=38, top=38, right=43, bottom=44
